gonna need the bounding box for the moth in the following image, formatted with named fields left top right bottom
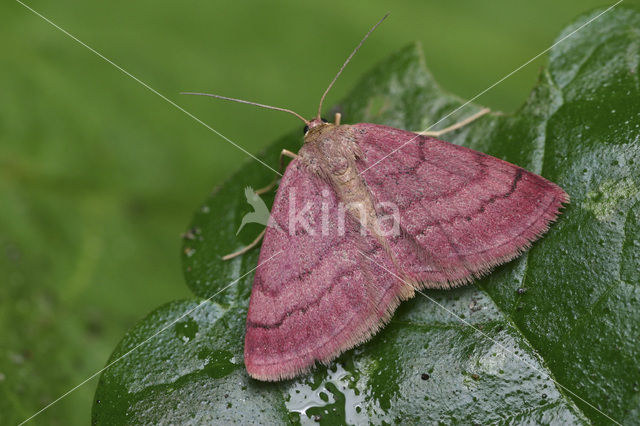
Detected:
left=184, top=15, right=568, bottom=381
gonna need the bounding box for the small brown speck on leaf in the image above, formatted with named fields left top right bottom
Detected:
left=181, top=227, right=201, bottom=240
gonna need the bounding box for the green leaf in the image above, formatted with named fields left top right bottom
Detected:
left=94, top=7, right=640, bottom=424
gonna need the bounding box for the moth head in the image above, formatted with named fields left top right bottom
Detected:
left=303, top=118, right=329, bottom=135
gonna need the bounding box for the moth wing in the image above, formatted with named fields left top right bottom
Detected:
left=244, top=160, right=402, bottom=381
left=353, top=123, right=569, bottom=288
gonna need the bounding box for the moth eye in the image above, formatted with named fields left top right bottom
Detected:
left=303, top=125, right=309, bottom=135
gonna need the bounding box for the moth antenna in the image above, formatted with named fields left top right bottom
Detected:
left=180, top=92, right=309, bottom=125
left=316, top=13, right=390, bottom=120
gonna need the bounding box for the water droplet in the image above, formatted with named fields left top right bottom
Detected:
left=206, top=350, right=238, bottom=378
left=174, top=317, right=198, bottom=342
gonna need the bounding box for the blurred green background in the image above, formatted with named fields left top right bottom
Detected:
left=0, top=0, right=622, bottom=423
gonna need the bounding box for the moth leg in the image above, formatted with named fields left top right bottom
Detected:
left=255, top=180, right=278, bottom=195
left=222, top=229, right=266, bottom=261
left=334, top=112, right=341, bottom=125
left=416, top=107, right=490, bottom=137
left=280, top=149, right=299, bottom=160
left=226, top=149, right=298, bottom=260
left=256, top=149, right=299, bottom=195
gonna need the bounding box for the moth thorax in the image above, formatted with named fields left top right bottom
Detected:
left=328, top=156, right=350, bottom=176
